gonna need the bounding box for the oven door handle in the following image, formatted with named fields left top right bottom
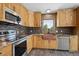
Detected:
left=14, top=38, right=26, bottom=45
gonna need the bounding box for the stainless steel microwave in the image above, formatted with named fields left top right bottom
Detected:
left=5, top=11, right=18, bottom=22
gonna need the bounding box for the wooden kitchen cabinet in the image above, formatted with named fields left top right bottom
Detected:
left=0, top=4, right=5, bottom=21
left=0, top=4, right=18, bottom=22
left=5, top=3, right=16, bottom=11
left=48, top=40, right=57, bottom=49
left=27, top=11, right=41, bottom=27
left=57, top=8, right=76, bottom=27
left=33, top=35, right=42, bottom=48
left=33, top=35, right=57, bottom=49
left=34, top=12, right=41, bottom=27
left=18, top=5, right=29, bottom=26
left=0, top=44, right=12, bottom=56
left=7, top=3, right=29, bottom=26
left=27, top=35, right=33, bottom=54
left=28, top=11, right=34, bottom=27
left=42, top=39, right=49, bottom=48
left=33, top=35, right=49, bottom=49
left=33, top=35, right=48, bottom=48
left=70, top=35, right=78, bottom=52
left=57, top=9, right=66, bottom=27
left=0, top=3, right=29, bottom=26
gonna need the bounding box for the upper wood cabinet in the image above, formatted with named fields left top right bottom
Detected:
left=0, top=4, right=6, bottom=21
left=57, top=8, right=76, bottom=27
left=28, top=10, right=34, bottom=27
left=4, top=3, right=16, bottom=11
left=17, top=4, right=29, bottom=26
left=0, top=3, right=29, bottom=26
left=34, top=12, right=41, bottom=27
left=27, top=11, right=41, bottom=27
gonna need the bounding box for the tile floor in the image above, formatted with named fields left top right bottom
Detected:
left=27, top=49, right=79, bottom=56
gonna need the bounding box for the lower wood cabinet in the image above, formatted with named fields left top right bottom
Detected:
left=27, top=35, right=33, bottom=54
left=0, top=44, right=12, bottom=56
left=27, top=35, right=57, bottom=54
left=70, top=35, right=78, bottom=52
left=33, top=35, right=43, bottom=48
left=33, top=35, right=57, bottom=49
left=48, top=40, right=57, bottom=49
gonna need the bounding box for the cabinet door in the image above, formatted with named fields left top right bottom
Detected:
left=14, top=4, right=21, bottom=13
left=70, top=35, right=78, bottom=52
left=57, top=9, right=76, bottom=27
left=4, top=3, right=15, bottom=11
left=14, top=4, right=29, bottom=26
left=28, top=11, right=34, bottom=27
left=33, top=35, right=47, bottom=48
left=57, top=10, right=66, bottom=27
left=20, top=7, right=27, bottom=26
left=65, top=9, right=76, bottom=26
left=0, top=4, right=4, bottom=21
left=1, top=44, right=12, bottom=56
left=34, top=12, right=41, bottom=27
left=33, top=36, right=37, bottom=48
left=42, top=39, right=49, bottom=48
left=48, top=40, right=57, bottom=49
left=9, top=4, right=15, bottom=11
left=27, top=36, right=33, bottom=53
left=33, top=36, right=42, bottom=48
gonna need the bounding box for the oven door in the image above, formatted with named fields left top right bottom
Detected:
left=13, top=38, right=27, bottom=56
left=15, top=41, right=26, bottom=56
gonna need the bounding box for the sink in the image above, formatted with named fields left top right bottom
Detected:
left=16, top=35, right=26, bottom=39
left=42, top=34, right=56, bottom=40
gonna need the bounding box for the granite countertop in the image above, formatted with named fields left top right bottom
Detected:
left=0, top=35, right=27, bottom=49
left=0, top=41, right=12, bottom=49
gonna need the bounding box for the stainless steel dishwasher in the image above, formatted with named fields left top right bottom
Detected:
left=57, top=35, right=70, bottom=50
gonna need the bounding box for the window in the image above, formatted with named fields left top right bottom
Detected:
left=42, top=20, right=55, bottom=34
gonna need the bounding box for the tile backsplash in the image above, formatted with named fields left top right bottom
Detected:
left=0, top=21, right=41, bottom=35
left=25, top=27, right=41, bottom=35
left=0, top=22, right=26, bottom=36
left=56, top=27, right=75, bottom=34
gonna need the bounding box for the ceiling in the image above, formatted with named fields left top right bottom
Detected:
left=22, top=3, right=79, bottom=13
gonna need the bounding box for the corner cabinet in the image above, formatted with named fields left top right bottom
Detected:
left=57, top=8, right=76, bottom=27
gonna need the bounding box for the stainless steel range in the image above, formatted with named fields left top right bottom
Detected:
left=12, top=37, right=27, bottom=56
left=0, top=30, right=27, bottom=56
